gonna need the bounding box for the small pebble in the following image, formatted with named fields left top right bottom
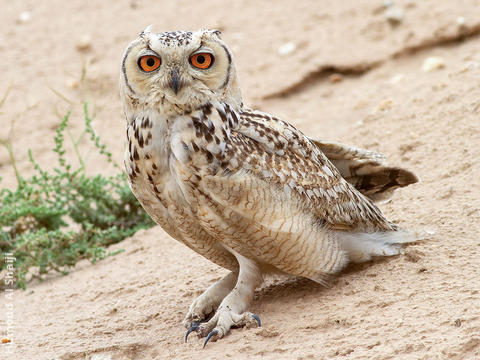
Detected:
left=405, top=249, right=424, bottom=263
left=278, top=42, right=296, bottom=56
left=66, top=78, right=79, bottom=89
left=91, top=355, right=112, bottom=360
left=385, top=7, right=404, bottom=25
left=17, top=11, right=31, bottom=24
left=463, top=61, right=479, bottom=71
left=376, top=99, right=394, bottom=111
left=329, top=74, right=343, bottom=83
left=76, top=35, right=92, bottom=51
left=26, top=97, right=39, bottom=109
left=389, top=74, right=404, bottom=84
left=129, top=0, right=138, bottom=9
left=255, top=326, right=280, bottom=338
left=422, top=57, right=445, bottom=72
left=384, top=0, right=394, bottom=8
left=456, top=16, right=466, bottom=28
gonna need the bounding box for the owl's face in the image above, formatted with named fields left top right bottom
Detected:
left=120, top=28, right=241, bottom=113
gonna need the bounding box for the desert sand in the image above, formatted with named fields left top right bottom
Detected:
left=1, top=1, right=479, bottom=359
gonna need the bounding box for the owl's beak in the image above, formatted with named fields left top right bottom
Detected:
left=169, top=69, right=181, bottom=95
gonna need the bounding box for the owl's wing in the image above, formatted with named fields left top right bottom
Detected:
left=309, top=139, right=418, bottom=203
left=233, top=109, right=395, bottom=232
left=180, top=107, right=406, bottom=280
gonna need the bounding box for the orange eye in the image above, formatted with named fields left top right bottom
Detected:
left=190, top=53, right=214, bottom=69
left=138, top=55, right=161, bottom=72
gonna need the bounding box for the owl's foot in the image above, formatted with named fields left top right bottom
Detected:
left=184, top=321, right=200, bottom=342
left=198, top=309, right=261, bottom=347
left=184, top=310, right=260, bottom=344
left=185, top=250, right=263, bottom=347
left=183, top=271, right=238, bottom=336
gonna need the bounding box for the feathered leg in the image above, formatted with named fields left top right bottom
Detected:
left=196, top=249, right=263, bottom=346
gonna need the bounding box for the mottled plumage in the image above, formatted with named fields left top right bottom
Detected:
left=120, top=28, right=418, bottom=345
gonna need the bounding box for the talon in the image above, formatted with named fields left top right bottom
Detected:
left=185, top=322, right=199, bottom=343
left=252, top=313, right=261, bottom=327
left=203, top=329, right=219, bottom=348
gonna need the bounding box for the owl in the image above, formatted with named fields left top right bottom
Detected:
left=119, top=27, right=418, bottom=346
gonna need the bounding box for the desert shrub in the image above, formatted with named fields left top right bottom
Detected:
left=0, top=102, right=155, bottom=289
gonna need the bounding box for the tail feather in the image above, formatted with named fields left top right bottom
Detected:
left=309, top=139, right=419, bottom=203
left=337, top=230, right=417, bottom=263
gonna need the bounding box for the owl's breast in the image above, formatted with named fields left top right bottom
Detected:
left=123, top=112, right=238, bottom=268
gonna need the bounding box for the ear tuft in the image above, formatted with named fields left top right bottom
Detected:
left=140, top=24, right=153, bottom=38
left=211, top=29, right=222, bottom=38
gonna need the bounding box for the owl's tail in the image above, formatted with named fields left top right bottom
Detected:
left=337, top=230, right=419, bottom=263
left=309, top=139, right=419, bottom=203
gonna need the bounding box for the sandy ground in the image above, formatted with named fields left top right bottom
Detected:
left=1, top=1, right=480, bottom=359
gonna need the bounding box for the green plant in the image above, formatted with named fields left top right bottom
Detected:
left=0, top=101, right=155, bottom=289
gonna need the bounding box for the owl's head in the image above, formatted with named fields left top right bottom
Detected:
left=120, top=27, right=242, bottom=115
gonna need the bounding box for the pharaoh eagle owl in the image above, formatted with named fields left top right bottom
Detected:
left=120, top=27, right=418, bottom=346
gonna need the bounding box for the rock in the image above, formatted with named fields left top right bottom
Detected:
left=17, top=11, right=31, bottom=24
left=91, top=355, right=112, bottom=360
left=66, top=78, right=79, bottom=89
left=376, top=99, right=394, bottom=111
left=255, top=326, right=280, bottom=338
left=76, top=35, right=92, bottom=52
left=385, top=7, right=404, bottom=25
left=422, top=56, right=445, bottom=72
left=463, top=61, right=479, bottom=72
left=329, top=74, right=343, bottom=83
left=405, top=249, right=425, bottom=263
left=278, top=42, right=296, bottom=56
left=383, top=0, right=394, bottom=8
left=390, top=74, right=404, bottom=84
left=456, top=16, right=467, bottom=29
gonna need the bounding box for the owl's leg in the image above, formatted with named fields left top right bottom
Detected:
left=184, top=270, right=238, bottom=340
left=197, top=250, right=263, bottom=346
